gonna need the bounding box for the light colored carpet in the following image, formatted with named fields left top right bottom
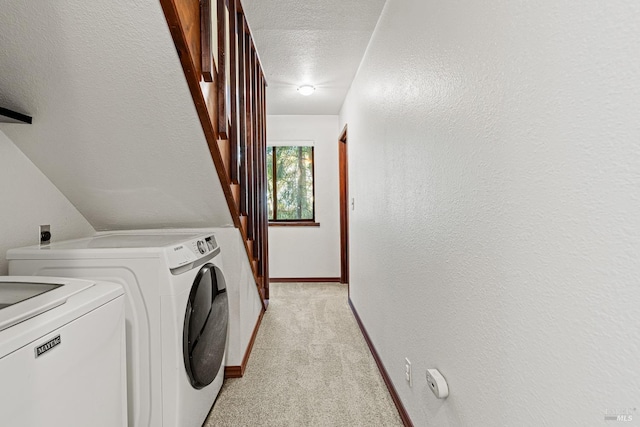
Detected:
left=204, top=282, right=403, bottom=427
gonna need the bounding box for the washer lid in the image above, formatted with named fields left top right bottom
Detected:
left=84, top=233, right=203, bottom=249
left=0, top=278, right=94, bottom=332
left=7, top=231, right=219, bottom=263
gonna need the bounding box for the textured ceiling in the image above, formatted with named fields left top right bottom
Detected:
left=0, top=0, right=233, bottom=230
left=241, top=0, right=387, bottom=115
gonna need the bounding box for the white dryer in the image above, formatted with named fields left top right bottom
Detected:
left=0, top=276, right=126, bottom=427
left=8, top=231, right=229, bottom=427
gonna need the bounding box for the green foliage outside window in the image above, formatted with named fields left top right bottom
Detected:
left=267, top=146, right=314, bottom=221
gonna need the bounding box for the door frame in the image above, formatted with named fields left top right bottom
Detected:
left=339, top=125, right=349, bottom=285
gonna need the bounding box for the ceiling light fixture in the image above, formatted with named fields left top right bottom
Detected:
left=297, top=85, right=315, bottom=96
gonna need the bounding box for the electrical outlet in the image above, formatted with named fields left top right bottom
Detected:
left=40, top=224, right=51, bottom=245
left=405, top=358, right=412, bottom=387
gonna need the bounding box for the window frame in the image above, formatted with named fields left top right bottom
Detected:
left=267, top=145, right=318, bottom=225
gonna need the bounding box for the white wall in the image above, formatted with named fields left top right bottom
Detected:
left=0, top=0, right=233, bottom=231
left=267, top=115, right=341, bottom=279
left=0, top=130, right=95, bottom=274
left=340, top=0, right=640, bottom=425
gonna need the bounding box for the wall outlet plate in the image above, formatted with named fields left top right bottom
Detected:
left=40, top=225, right=51, bottom=245
left=426, top=368, right=449, bottom=399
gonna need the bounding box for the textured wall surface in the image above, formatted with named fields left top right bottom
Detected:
left=0, top=130, right=95, bottom=274
left=267, top=115, right=341, bottom=279
left=340, top=0, right=640, bottom=425
left=0, top=0, right=232, bottom=230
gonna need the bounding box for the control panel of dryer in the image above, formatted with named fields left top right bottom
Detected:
left=165, top=235, right=219, bottom=270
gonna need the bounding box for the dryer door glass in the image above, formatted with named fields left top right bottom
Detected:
left=183, top=263, right=229, bottom=389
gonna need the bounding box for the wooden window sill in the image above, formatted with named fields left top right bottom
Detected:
left=269, top=222, right=320, bottom=227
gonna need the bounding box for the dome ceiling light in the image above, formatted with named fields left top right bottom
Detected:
left=297, top=85, right=315, bottom=96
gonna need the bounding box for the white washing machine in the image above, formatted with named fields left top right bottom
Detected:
left=8, top=231, right=229, bottom=427
left=0, top=276, right=126, bottom=427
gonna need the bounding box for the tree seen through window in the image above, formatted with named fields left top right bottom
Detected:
left=267, top=146, right=315, bottom=221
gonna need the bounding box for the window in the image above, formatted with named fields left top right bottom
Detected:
left=267, top=146, right=315, bottom=222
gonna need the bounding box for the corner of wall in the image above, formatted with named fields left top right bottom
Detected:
left=0, top=130, right=95, bottom=274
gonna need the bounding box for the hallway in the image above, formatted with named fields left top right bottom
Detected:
left=205, top=283, right=402, bottom=426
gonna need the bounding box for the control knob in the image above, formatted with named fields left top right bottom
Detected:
left=197, top=240, right=206, bottom=254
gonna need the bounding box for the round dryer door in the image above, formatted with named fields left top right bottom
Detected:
left=183, top=263, right=229, bottom=389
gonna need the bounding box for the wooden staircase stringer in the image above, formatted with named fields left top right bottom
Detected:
left=159, top=0, right=268, bottom=310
